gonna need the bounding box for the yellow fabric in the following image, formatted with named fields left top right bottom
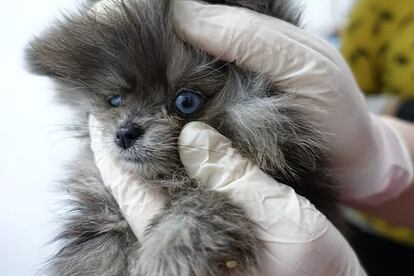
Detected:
left=341, top=0, right=414, bottom=99
left=356, top=211, right=414, bottom=247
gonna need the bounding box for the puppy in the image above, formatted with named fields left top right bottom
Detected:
left=26, top=0, right=341, bottom=275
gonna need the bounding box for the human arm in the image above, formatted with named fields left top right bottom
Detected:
left=349, top=116, right=414, bottom=227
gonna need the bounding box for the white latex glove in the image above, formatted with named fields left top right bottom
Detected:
left=90, top=115, right=366, bottom=275
left=173, top=0, right=413, bottom=204
left=179, top=122, right=366, bottom=276
left=89, top=115, right=166, bottom=241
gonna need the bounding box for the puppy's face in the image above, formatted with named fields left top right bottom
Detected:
left=26, top=1, right=226, bottom=178
left=85, top=49, right=229, bottom=179
left=26, top=0, right=322, bottom=185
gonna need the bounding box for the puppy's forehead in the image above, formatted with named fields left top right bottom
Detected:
left=87, top=1, right=223, bottom=94
left=81, top=0, right=173, bottom=90
left=29, top=0, right=223, bottom=102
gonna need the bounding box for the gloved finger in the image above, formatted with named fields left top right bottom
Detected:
left=179, top=121, right=329, bottom=241
left=173, top=0, right=346, bottom=99
left=172, top=0, right=369, bottom=169
left=178, top=122, right=366, bottom=275
left=89, top=114, right=166, bottom=241
left=176, top=0, right=351, bottom=70
left=179, top=122, right=327, bottom=242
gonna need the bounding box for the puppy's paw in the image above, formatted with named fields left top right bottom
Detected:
left=138, top=190, right=259, bottom=276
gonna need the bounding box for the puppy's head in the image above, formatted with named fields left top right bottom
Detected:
left=26, top=0, right=321, bottom=186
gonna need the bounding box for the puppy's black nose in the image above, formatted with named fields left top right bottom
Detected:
left=115, top=124, right=144, bottom=149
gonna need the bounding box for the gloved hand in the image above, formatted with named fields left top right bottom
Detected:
left=179, top=122, right=366, bottom=275
left=90, top=115, right=366, bottom=275
left=173, top=0, right=413, bottom=204
left=89, top=115, right=167, bottom=241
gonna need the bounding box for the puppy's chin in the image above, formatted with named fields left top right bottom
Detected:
left=110, top=148, right=179, bottom=180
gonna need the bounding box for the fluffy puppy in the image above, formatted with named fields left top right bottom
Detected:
left=26, top=0, right=341, bottom=275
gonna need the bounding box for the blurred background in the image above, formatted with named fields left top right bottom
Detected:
left=1, top=0, right=413, bottom=275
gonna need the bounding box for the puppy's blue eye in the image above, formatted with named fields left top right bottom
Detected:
left=108, top=95, right=124, bottom=108
left=175, top=89, right=204, bottom=116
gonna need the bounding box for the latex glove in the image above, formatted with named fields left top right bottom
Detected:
left=179, top=122, right=366, bottom=276
left=90, top=116, right=367, bottom=275
left=89, top=115, right=166, bottom=241
left=173, top=0, right=413, bottom=204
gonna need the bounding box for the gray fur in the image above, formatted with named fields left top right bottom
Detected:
left=26, top=0, right=342, bottom=275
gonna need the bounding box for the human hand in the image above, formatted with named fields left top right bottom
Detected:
left=90, top=113, right=367, bottom=275
left=173, top=0, right=413, bottom=204
left=89, top=115, right=166, bottom=241
left=179, top=122, right=366, bottom=275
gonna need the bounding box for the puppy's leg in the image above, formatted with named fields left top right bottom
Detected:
left=46, top=152, right=140, bottom=276
left=138, top=189, right=259, bottom=276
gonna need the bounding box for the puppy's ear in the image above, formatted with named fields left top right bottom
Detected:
left=25, top=0, right=104, bottom=78
left=25, top=13, right=102, bottom=81
left=25, top=0, right=171, bottom=90
left=26, top=35, right=69, bottom=78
